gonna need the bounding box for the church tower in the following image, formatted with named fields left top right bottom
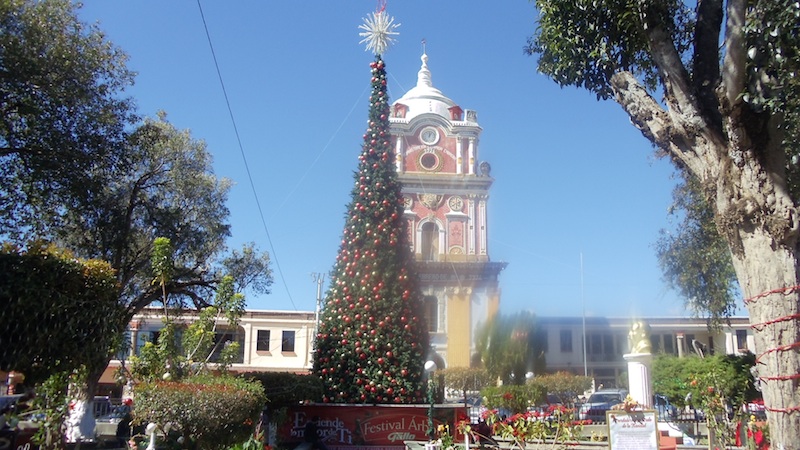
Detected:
left=390, top=53, right=507, bottom=368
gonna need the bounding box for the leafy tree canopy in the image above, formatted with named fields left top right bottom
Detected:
left=474, top=311, right=546, bottom=385
left=0, top=0, right=135, bottom=236
left=526, top=1, right=800, bottom=441
left=656, top=174, right=739, bottom=327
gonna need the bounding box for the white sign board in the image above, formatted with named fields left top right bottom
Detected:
left=607, top=410, right=659, bottom=450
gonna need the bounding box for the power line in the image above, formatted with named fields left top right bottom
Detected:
left=195, top=0, right=297, bottom=309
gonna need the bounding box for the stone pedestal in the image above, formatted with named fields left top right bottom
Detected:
left=624, top=352, right=653, bottom=408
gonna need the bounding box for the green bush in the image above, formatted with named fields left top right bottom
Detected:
left=134, top=374, right=266, bottom=450
left=653, top=353, right=759, bottom=408
left=240, top=371, right=323, bottom=407
left=482, top=384, right=546, bottom=414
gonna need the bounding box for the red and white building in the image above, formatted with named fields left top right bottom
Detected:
left=390, top=52, right=507, bottom=369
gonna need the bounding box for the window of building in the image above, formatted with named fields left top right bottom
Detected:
left=616, top=334, right=628, bottom=354
left=736, top=329, right=748, bottom=351
left=603, top=334, right=615, bottom=356
left=650, top=334, right=661, bottom=353
left=257, top=329, right=271, bottom=352
left=590, top=333, right=602, bottom=355
left=560, top=330, right=573, bottom=352
left=421, top=222, right=439, bottom=261
left=282, top=330, right=296, bottom=353
left=209, top=327, right=245, bottom=363
left=663, top=334, right=675, bottom=354
left=424, top=295, right=439, bottom=333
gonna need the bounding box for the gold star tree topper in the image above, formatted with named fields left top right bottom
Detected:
left=358, top=4, right=400, bottom=55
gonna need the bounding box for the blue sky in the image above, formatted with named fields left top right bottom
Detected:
left=76, top=1, right=722, bottom=319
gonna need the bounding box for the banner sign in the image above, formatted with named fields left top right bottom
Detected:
left=607, top=410, right=659, bottom=450
left=278, top=404, right=468, bottom=450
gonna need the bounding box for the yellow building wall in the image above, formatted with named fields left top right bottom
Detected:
left=446, top=292, right=472, bottom=368
left=487, top=289, right=500, bottom=319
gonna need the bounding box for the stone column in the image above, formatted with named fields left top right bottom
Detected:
left=624, top=352, right=653, bottom=408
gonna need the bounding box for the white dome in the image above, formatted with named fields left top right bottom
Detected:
left=393, top=53, right=458, bottom=121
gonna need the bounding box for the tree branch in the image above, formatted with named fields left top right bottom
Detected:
left=610, top=71, right=698, bottom=169
left=692, top=0, right=724, bottom=133
left=721, top=0, right=746, bottom=108
left=638, top=1, right=696, bottom=116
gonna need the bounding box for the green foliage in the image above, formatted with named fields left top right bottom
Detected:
left=129, top=275, right=249, bottom=383
left=0, top=243, right=126, bottom=384
left=1, top=0, right=272, bottom=388
left=481, top=408, right=585, bottom=449
left=239, top=372, right=324, bottom=407
left=656, top=175, right=739, bottom=328
left=526, top=0, right=799, bottom=444
left=532, top=372, right=592, bottom=407
left=527, top=0, right=692, bottom=99
left=683, top=354, right=760, bottom=447
left=653, top=353, right=759, bottom=409
left=742, top=0, right=800, bottom=115
left=441, top=367, right=493, bottom=399
left=55, top=113, right=236, bottom=315
left=474, top=312, right=545, bottom=385
left=652, top=353, right=709, bottom=407
left=0, top=0, right=135, bottom=236
left=152, top=237, right=175, bottom=305
left=221, top=243, right=274, bottom=296
left=133, top=374, right=266, bottom=450
left=482, top=384, right=546, bottom=415
left=313, top=55, right=428, bottom=403
left=28, top=371, right=72, bottom=450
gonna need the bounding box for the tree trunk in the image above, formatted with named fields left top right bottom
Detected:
left=65, top=367, right=103, bottom=443
left=731, top=214, right=800, bottom=449
left=610, top=66, right=800, bottom=448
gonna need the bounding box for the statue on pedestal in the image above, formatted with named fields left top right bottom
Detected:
left=628, top=321, right=652, bottom=355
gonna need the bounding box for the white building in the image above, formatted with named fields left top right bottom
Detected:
left=99, top=308, right=317, bottom=389
left=536, top=316, right=755, bottom=388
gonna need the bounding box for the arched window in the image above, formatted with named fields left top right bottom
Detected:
left=421, top=222, right=439, bottom=261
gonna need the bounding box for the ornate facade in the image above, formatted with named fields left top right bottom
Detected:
left=389, top=53, right=507, bottom=368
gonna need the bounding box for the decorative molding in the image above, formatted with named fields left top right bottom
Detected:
left=418, top=193, right=443, bottom=210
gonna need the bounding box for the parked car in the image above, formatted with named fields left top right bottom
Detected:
left=578, top=389, right=628, bottom=423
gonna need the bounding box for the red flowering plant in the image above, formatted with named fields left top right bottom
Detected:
left=745, top=415, right=770, bottom=450
left=478, top=408, right=586, bottom=449
left=482, top=409, right=547, bottom=449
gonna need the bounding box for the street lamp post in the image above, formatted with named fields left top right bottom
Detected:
left=424, top=360, right=437, bottom=440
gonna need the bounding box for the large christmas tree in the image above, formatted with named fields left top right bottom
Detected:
left=312, top=9, right=428, bottom=404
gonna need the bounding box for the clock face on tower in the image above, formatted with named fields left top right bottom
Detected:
left=420, top=127, right=439, bottom=145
